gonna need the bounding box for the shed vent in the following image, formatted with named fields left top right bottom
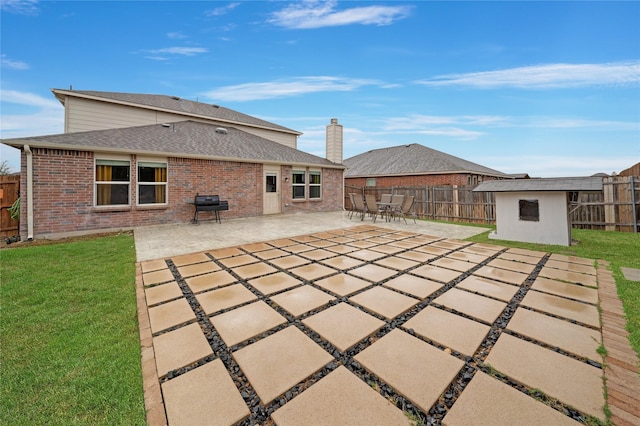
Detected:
left=215, top=127, right=228, bottom=135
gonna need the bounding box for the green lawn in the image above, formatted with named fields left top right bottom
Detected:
left=0, top=234, right=145, bottom=425
left=464, top=226, right=640, bottom=359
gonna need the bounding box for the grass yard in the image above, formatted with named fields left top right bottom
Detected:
left=0, top=233, right=145, bottom=425
left=465, top=226, right=640, bottom=359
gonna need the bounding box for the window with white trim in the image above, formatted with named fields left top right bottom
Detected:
left=309, top=170, right=321, bottom=199
left=95, top=159, right=130, bottom=206
left=138, top=160, right=168, bottom=205
left=292, top=170, right=306, bottom=199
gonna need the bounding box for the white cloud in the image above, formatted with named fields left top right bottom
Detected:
left=481, top=155, right=632, bottom=177
left=1, top=54, right=29, bottom=70
left=269, top=0, right=412, bottom=29
left=0, top=0, right=39, bottom=15
left=206, top=2, right=240, bottom=17
left=204, top=76, right=381, bottom=101
left=416, top=61, right=640, bottom=89
left=0, top=90, right=63, bottom=139
left=144, top=47, right=208, bottom=56
left=167, top=31, right=188, bottom=39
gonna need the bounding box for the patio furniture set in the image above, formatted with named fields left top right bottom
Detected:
left=349, top=193, right=416, bottom=224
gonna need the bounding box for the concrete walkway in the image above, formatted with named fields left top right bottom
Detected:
left=134, top=218, right=640, bottom=425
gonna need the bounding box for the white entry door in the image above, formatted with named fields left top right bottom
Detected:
left=263, top=166, right=281, bottom=215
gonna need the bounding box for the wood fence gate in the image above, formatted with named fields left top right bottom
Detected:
left=0, top=174, right=20, bottom=238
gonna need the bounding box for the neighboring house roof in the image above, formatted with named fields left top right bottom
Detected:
left=51, top=88, right=301, bottom=135
left=2, top=120, right=343, bottom=169
left=343, top=143, right=506, bottom=178
left=473, top=176, right=603, bottom=192
left=618, top=161, right=640, bottom=177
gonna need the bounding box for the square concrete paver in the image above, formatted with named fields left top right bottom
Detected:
left=348, top=264, right=398, bottom=283
left=196, top=283, right=258, bottom=314
left=270, top=366, right=410, bottom=425
left=177, top=261, right=220, bottom=278
left=354, top=329, right=464, bottom=412
left=442, top=371, right=579, bottom=426
left=430, top=257, right=477, bottom=273
left=412, top=264, right=462, bottom=283
left=507, top=308, right=601, bottom=361
left=397, top=250, right=438, bottom=263
left=270, top=286, right=335, bottom=317
left=447, top=251, right=490, bottom=264
left=486, top=258, right=536, bottom=274
left=325, top=244, right=359, bottom=255
left=484, top=333, right=605, bottom=420
left=375, top=256, right=420, bottom=271
left=285, top=244, right=315, bottom=254
left=383, top=275, right=443, bottom=299
left=162, top=359, right=250, bottom=426
left=538, top=267, right=598, bottom=287
left=473, top=266, right=528, bottom=285
left=348, top=249, right=387, bottom=262
left=531, top=276, right=598, bottom=304
left=370, top=244, right=406, bottom=255
left=208, top=247, right=245, bottom=259
left=140, top=258, right=167, bottom=273
left=289, top=263, right=336, bottom=281
left=314, top=273, right=372, bottom=296
left=240, top=242, right=273, bottom=252
left=171, top=252, right=211, bottom=267
left=350, top=286, right=419, bottom=319
left=269, top=255, right=310, bottom=269
left=219, top=254, right=259, bottom=268
left=434, top=288, right=506, bottom=323
left=302, top=303, right=385, bottom=351
left=210, top=300, right=286, bottom=347
left=415, top=245, right=450, bottom=256
left=506, top=247, right=546, bottom=258
left=405, top=306, right=490, bottom=356
left=545, top=259, right=596, bottom=276
left=185, top=270, right=236, bottom=293
left=300, top=249, right=336, bottom=261
left=253, top=248, right=289, bottom=260
left=456, top=275, right=519, bottom=302
left=143, top=268, right=175, bottom=285
left=148, top=298, right=195, bottom=333
left=521, top=290, right=600, bottom=328
left=549, top=253, right=595, bottom=266
left=233, top=326, right=333, bottom=404
left=248, top=272, right=302, bottom=295
left=153, top=323, right=213, bottom=376
left=267, top=238, right=297, bottom=248
left=320, top=255, right=364, bottom=271
left=497, top=251, right=541, bottom=265
left=144, top=281, right=182, bottom=306
left=232, top=262, right=278, bottom=280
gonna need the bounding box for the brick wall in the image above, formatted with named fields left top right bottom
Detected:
left=19, top=149, right=343, bottom=239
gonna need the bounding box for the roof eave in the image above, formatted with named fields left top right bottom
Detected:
left=345, top=170, right=508, bottom=179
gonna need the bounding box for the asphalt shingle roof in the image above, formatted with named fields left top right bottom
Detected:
left=51, top=89, right=300, bottom=135
left=473, top=177, right=603, bottom=192
left=2, top=120, right=342, bottom=168
left=343, top=144, right=506, bottom=177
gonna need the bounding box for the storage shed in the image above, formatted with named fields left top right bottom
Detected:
left=473, top=177, right=603, bottom=246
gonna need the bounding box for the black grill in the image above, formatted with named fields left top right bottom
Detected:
left=191, top=194, right=229, bottom=224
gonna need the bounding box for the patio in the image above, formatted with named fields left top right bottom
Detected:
left=135, top=213, right=636, bottom=425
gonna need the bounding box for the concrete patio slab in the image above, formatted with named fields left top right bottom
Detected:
left=208, top=247, right=244, bottom=259
left=412, top=264, right=462, bottom=283
left=320, top=255, right=364, bottom=270
left=496, top=251, right=541, bottom=265
left=397, top=249, right=438, bottom=263
left=473, top=266, right=528, bottom=285
left=177, top=261, right=220, bottom=278
left=143, top=268, right=175, bottom=286
left=270, top=366, right=410, bottom=426
left=144, top=281, right=182, bottom=306
left=170, top=252, right=211, bottom=267
left=210, top=300, right=286, bottom=347
left=521, top=290, right=600, bottom=328
left=268, top=255, right=310, bottom=269
left=148, top=298, right=195, bottom=333
left=152, top=323, right=213, bottom=377
left=314, top=273, right=372, bottom=296
left=247, top=272, right=302, bottom=295
left=404, top=306, right=490, bottom=356
left=531, top=276, right=599, bottom=304
left=350, top=286, right=420, bottom=319
left=506, top=247, right=546, bottom=258
left=434, top=288, right=506, bottom=323
left=354, top=329, right=464, bottom=413
left=545, top=259, right=597, bottom=276
left=162, top=359, right=250, bottom=426
left=621, top=266, right=640, bottom=281
left=507, top=308, right=601, bottom=361
left=442, top=371, right=580, bottom=426
left=415, top=245, right=450, bottom=256
left=185, top=270, right=236, bottom=293
left=231, top=262, right=278, bottom=280
left=484, top=333, right=605, bottom=420
left=196, top=283, right=257, bottom=314
left=270, top=285, right=335, bottom=317
left=430, top=257, right=477, bottom=273
left=302, top=303, right=385, bottom=352
left=549, top=253, right=595, bottom=266
left=383, top=275, right=442, bottom=299
left=447, top=251, right=490, bottom=264
left=347, top=249, right=387, bottom=262
left=348, top=263, right=397, bottom=282
left=486, top=258, right=536, bottom=274
left=218, top=254, right=259, bottom=268
left=456, top=275, right=519, bottom=302
left=141, top=258, right=168, bottom=273
left=539, top=266, right=598, bottom=287
left=299, top=248, right=335, bottom=261
left=233, top=326, right=333, bottom=404
left=253, top=248, right=289, bottom=260
left=289, top=263, right=335, bottom=281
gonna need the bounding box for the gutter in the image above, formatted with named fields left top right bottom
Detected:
left=24, top=145, right=34, bottom=240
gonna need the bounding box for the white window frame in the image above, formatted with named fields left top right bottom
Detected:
left=94, top=155, right=131, bottom=207
left=309, top=169, right=322, bottom=199
left=137, top=157, right=168, bottom=205
left=292, top=169, right=306, bottom=199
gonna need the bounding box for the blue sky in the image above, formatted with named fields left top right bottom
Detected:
left=1, top=0, right=639, bottom=177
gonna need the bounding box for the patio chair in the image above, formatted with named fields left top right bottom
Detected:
left=351, top=193, right=367, bottom=220
left=348, top=193, right=359, bottom=219
left=377, top=194, right=392, bottom=219
left=394, top=195, right=416, bottom=224
left=363, top=194, right=380, bottom=223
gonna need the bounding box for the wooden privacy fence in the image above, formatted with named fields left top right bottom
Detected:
left=0, top=174, right=20, bottom=238
left=346, top=175, right=640, bottom=232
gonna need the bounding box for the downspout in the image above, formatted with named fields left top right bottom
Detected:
left=24, top=145, right=34, bottom=240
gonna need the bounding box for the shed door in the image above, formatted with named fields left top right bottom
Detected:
left=263, top=167, right=281, bottom=215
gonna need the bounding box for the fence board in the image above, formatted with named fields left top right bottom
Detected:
left=0, top=175, right=20, bottom=238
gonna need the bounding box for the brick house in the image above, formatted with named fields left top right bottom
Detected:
left=344, top=143, right=508, bottom=188
left=2, top=89, right=345, bottom=240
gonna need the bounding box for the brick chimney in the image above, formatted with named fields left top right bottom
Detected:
left=326, top=118, right=343, bottom=164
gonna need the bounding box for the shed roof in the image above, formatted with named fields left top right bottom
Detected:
left=473, top=176, right=603, bottom=192
left=51, top=89, right=301, bottom=135
left=2, top=120, right=343, bottom=168
left=343, top=143, right=506, bottom=178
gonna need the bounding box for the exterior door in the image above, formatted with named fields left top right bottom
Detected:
left=263, top=166, right=281, bottom=214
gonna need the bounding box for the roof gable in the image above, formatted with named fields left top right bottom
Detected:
left=51, top=89, right=301, bottom=135
left=343, top=143, right=505, bottom=177
left=2, top=120, right=342, bottom=168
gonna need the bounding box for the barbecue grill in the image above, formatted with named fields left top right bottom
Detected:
left=191, top=194, right=229, bottom=224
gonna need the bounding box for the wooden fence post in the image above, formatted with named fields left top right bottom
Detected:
left=603, top=177, right=616, bottom=231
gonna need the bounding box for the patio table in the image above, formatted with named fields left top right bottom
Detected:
left=376, top=202, right=401, bottom=222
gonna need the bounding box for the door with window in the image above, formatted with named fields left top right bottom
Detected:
left=263, top=166, right=281, bottom=214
